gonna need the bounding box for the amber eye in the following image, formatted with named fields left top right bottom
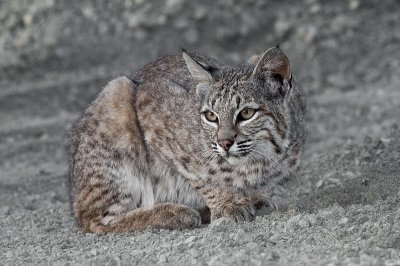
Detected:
left=239, top=108, right=256, bottom=120
left=204, top=111, right=218, bottom=122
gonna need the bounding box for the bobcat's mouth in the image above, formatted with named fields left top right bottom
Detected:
left=225, top=150, right=251, bottom=158
left=211, top=140, right=253, bottom=159
left=213, top=149, right=253, bottom=167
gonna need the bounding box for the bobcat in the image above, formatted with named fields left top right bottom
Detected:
left=69, top=46, right=305, bottom=233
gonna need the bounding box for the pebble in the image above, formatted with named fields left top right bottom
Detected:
left=306, top=214, right=318, bottom=226
left=246, top=242, right=258, bottom=249
left=159, top=254, right=168, bottom=263
left=233, top=229, right=246, bottom=241
left=269, top=234, right=280, bottom=243
left=288, top=214, right=302, bottom=223
left=385, top=259, right=400, bottom=266
left=209, top=217, right=236, bottom=232
left=184, top=236, right=196, bottom=243
left=274, top=18, right=292, bottom=36
left=194, top=7, right=207, bottom=20
left=90, top=249, right=97, bottom=256
left=85, top=233, right=95, bottom=238
left=298, top=217, right=310, bottom=228
left=265, top=251, right=280, bottom=261
left=360, top=253, right=379, bottom=265
left=349, top=0, right=360, bottom=10
left=5, top=251, right=13, bottom=259
left=131, top=250, right=145, bottom=257
left=316, top=179, right=324, bottom=188
left=339, top=217, right=349, bottom=225
left=21, top=251, right=30, bottom=257
left=190, top=249, right=200, bottom=258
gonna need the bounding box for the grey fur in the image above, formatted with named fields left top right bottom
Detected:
left=69, top=47, right=305, bottom=233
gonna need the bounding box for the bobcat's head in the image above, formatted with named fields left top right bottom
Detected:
left=183, top=46, right=294, bottom=165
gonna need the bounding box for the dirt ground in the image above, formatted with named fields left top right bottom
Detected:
left=0, top=0, right=399, bottom=265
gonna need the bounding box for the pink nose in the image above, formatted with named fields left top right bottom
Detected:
left=218, top=139, right=233, bottom=151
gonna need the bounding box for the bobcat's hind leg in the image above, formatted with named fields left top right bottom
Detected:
left=73, top=179, right=202, bottom=233
left=84, top=203, right=201, bottom=234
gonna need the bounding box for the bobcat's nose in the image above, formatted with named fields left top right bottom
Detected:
left=218, top=139, right=234, bottom=151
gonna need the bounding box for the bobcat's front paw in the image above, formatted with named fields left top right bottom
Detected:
left=211, top=199, right=256, bottom=222
left=152, top=203, right=202, bottom=230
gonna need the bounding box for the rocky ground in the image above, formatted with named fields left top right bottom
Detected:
left=0, top=0, right=399, bottom=265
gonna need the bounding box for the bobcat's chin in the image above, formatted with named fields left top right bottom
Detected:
left=225, top=156, right=243, bottom=165
left=217, top=152, right=251, bottom=165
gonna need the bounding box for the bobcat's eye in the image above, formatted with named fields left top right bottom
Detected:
left=239, top=108, right=256, bottom=121
left=204, top=111, right=218, bottom=122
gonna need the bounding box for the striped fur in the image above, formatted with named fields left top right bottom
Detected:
left=69, top=47, right=305, bottom=233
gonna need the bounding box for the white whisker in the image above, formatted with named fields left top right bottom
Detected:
left=199, top=149, right=214, bottom=165
left=248, top=153, right=257, bottom=164
left=205, top=153, right=217, bottom=166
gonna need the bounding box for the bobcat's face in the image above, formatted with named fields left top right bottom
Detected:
left=182, top=46, right=292, bottom=165
left=199, top=76, right=290, bottom=164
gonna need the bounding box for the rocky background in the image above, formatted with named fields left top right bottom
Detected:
left=0, top=0, right=399, bottom=265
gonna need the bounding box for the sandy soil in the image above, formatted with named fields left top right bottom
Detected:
left=0, top=0, right=399, bottom=265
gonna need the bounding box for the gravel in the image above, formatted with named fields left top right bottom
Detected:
left=0, top=0, right=399, bottom=265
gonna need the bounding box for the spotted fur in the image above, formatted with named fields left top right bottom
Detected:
left=69, top=46, right=305, bottom=233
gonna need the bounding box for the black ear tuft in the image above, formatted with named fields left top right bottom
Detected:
left=203, top=64, right=219, bottom=77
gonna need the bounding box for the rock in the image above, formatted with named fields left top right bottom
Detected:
left=265, top=251, right=280, bottom=261
left=209, top=217, right=236, bottom=232
left=339, top=217, right=349, bottom=225
left=349, top=0, right=360, bottom=10
left=365, top=184, right=384, bottom=203
left=165, top=0, right=184, bottom=14
left=245, top=242, right=258, bottom=249
left=233, top=228, right=246, bottom=241
left=184, top=236, right=196, bottom=243
left=158, top=253, right=168, bottom=263
left=274, top=17, right=292, bottom=37
left=85, top=233, right=95, bottom=238
left=22, top=14, right=34, bottom=27
left=298, top=218, right=309, bottom=228
left=194, top=7, right=207, bottom=20
left=360, top=253, right=379, bottom=265
left=316, top=179, right=324, bottom=188
left=5, top=251, right=13, bottom=259
left=385, top=259, right=400, bottom=266
left=90, top=249, right=97, bottom=256
left=190, top=249, right=200, bottom=258
left=287, top=214, right=302, bottom=231
left=131, top=250, right=145, bottom=257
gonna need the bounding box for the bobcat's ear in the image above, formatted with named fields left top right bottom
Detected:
left=248, top=54, right=262, bottom=66
left=182, top=50, right=215, bottom=100
left=252, top=46, right=292, bottom=86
